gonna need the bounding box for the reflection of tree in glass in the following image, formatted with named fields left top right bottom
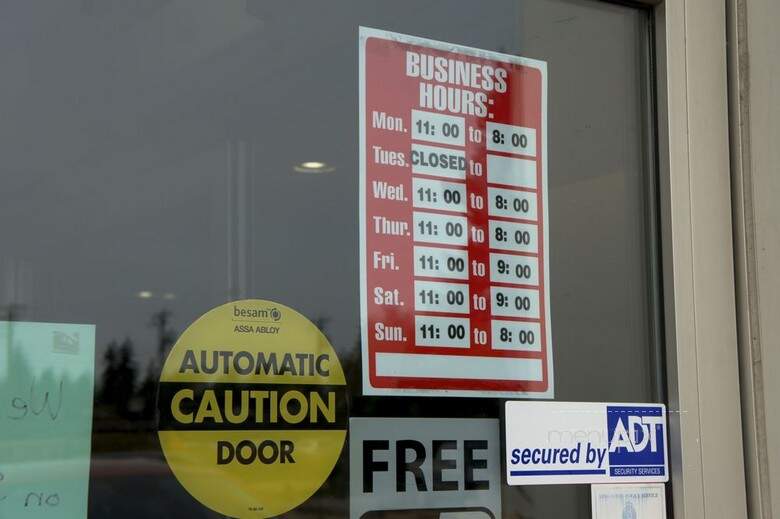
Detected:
left=95, top=308, right=178, bottom=422
left=92, top=308, right=179, bottom=456
left=137, top=361, right=158, bottom=420
left=140, top=309, right=178, bottom=418
left=98, top=338, right=137, bottom=417
left=149, top=309, right=176, bottom=363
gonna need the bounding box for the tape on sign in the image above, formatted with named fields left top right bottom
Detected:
left=157, top=299, right=347, bottom=518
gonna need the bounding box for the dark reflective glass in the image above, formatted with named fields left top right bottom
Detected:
left=0, top=1, right=655, bottom=517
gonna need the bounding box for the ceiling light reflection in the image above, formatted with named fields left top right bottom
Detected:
left=294, top=161, right=335, bottom=174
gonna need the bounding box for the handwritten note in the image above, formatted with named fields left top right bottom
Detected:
left=0, top=321, right=95, bottom=518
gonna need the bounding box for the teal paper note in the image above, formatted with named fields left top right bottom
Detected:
left=0, top=321, right=95, bottom=518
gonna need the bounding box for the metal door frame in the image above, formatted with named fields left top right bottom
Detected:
left=627, top=0, right=748, bottom=516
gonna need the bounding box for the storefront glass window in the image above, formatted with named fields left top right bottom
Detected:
left=0, top=1, right=657, bottom=517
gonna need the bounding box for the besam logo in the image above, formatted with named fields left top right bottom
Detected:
left=606, top=406, right=665, bottom=477
left=233, top=305, right=282, bottom=322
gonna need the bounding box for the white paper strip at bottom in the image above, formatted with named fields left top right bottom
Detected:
left=591, top=483, right=667, bottom=518
left=375, top=352, right=542, bottom=381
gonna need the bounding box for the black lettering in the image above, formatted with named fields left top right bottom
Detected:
left=200, top=350, right=218, bottom=374
left=30, top=378, right=63, bottom=420
left=295, top=353, right=308, bottom=375
left=255, top=352, right=278, bottom=375
left=280, top=440, right=295, bottom=463
left=464, top=440, right=489, bottom=490
left=217, top=440, right=234, bottom=464
left=218, top=351, right=232, bottom=374
left=432, top=440, right=458, bottom=491
left=217, top=439, right=296, bottom=465
left=235, top=440, right=255, bottom=464
left=233, top=351, right=254, bottom=375
left=257, top=440, right=279, bottom=464
left=396, top=440, right=427, bottom=492
left=25, top=493, right=43, bottom=507
left=363, top=440, right=389, bottom=492
left=9, top=397, right=28, bottom=419
left=279, top=354, right=296, bottom=375
left=447, top=154, right=456, bottom=169
left=179, top=350, right=200, bottom=374
left=315, top=354, right=330, bottom=376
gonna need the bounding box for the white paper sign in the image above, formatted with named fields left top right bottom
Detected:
left=350, top=418, right=501, bottom=519
left=505, top=401, right=668, bottom=485
left=0, top=321, right=95, bottom=519
left=591, top=483, right=667, bottom=518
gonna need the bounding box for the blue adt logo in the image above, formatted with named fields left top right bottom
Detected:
left=607, top=406, right=665, bottom=477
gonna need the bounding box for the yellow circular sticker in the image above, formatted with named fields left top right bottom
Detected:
left=157, top=300, right=347, bottom=518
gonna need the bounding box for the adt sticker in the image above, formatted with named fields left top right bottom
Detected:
left=606, top=406, right=665, bottom=478
left=504, top=401, right=668, bottom=485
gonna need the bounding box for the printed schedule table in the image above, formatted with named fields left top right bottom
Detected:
left=359, top=27, right=551, bottom=398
